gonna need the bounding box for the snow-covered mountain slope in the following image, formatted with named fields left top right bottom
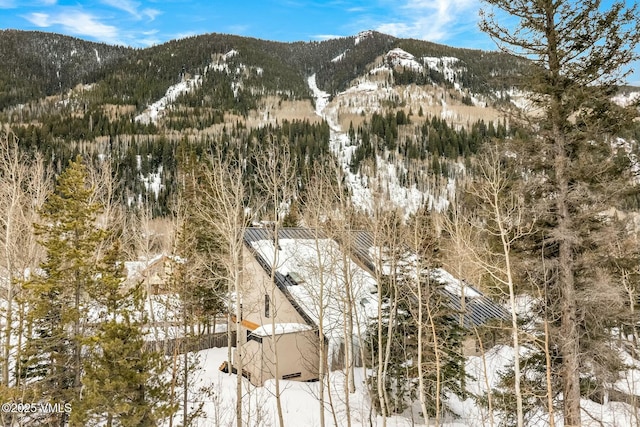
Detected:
left=379, top=48, right=463, bottom=86
left=308, top=74, right=452, bottom=215
left=613, top=91, right=640, bottom=107
left=135, top=49, right=261, bottom=125
left=135, top=75, right=202, bottom=125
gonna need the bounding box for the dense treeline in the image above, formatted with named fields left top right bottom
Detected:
left=349, top=112, right=513, bottom=174
left=5, top=118, right=330, bottom=216
left=10, top=110, right=157, bottom=144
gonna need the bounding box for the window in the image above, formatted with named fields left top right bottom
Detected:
left=265, top=294, right=270, bottom=318
left=248, top=333, right=263, bottom=344
left=282, top=372, right=302, bottom=380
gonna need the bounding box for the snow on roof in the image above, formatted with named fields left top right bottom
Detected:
left=124, top=253, right=166, bottom=280
left=246, top=230, right=378, bottom=352
left=431, top=268, right=482, bottom=298
left=348, top=230, right=510, bottom=328
left=252, top=323, right=313, bottom=337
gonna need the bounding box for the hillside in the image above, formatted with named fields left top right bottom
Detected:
left=0, top=29, right=533, bottom=216
left=0, top=30, right=131, bottom=110
left=0, top=30, right=528, bottom=107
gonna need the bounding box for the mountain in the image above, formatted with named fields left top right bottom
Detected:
left=0, top=30, right=130, bottom=110
left=0, top=30, right=528, bottom=109
left=0, top=29, right=630, bottom=217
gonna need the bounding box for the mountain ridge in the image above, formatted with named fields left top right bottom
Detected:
left=0, top=29, right=530, bottom=110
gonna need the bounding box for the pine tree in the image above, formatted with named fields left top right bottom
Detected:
left=480, top=1, right=640, bottom=425
left=23, top=156, right=104, bottom=426
left=72, top=242, right=176, bottom=427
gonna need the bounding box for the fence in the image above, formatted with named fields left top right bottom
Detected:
left=145, top=331, right=236, bottom=356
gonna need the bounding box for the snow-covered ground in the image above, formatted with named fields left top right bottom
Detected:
left=174, top=343, right=640, bottom=426
left=174, top=346, right=421, bottom=427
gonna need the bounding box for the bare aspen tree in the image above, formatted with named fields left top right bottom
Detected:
left=405, top=209, right=440, bottom=425
left=88, top=156, right=125, bottom=238
left=254, top=136, right=296, bottom=427
left=327, top=160, right=359, bottom=426
left=125, top=202, right=164, bottom=342
left=466, top=144, right=532, bottom=427
left=0, top=132, right=49, bottom=394
left=366, top=203, right=405, bottom=424
left=193, top=153, right=248, bottom=427
left=301, top=161, right=348, bottom=427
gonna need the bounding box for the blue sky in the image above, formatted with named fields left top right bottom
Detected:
left=1, top=0, right=638, bottom=84
left=0, top=0, right=491, bottom=47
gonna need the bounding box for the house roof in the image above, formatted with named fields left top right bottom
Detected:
left=243, top=227, right=378, bottom=353
left=244, top=227, right=325, bottom=327
left=245, top=227, right=509, bottom=331
left=347, top=230, right=511, bottom=329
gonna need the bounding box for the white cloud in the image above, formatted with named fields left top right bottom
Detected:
left=376, top=0, right=479, bottom=42
left=312, top=34, right=344, bottom=41
left=25, top=10, right=121, bottom=44
left=100, top=0, right=161, bottom=20
left=142, top=8, right=160, bottom=20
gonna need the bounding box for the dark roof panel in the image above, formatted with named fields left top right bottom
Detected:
left=244, top=227, right=510, bottom=330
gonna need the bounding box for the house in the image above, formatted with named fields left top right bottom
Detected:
left=234, top=227, right=377, bottom=386
left=124, top=254, right=180, bottom=294
left=233, top=227, right=509, bottom=386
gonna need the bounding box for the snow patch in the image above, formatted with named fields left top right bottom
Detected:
left=385, top=48, right=423, bottom=72
left=223, top=49, right=239, bottom=60
left=354, top=30, right=373, bottom=45
left=613, top=91, right=640, bottom=107
left=135, top=76, right=202, bottom=125
left=422, top=56, right=460, bottom=83
left=331, top=50, right=349, bottom=63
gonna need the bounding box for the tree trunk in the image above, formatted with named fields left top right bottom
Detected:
left=553, top=125, right=581, bottom=427
left=235, top=245, right=244, bottom=427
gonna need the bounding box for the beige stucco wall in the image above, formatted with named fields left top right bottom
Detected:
left=240, top=329, right=320, bottom=386
left=462, top=335, right=479, bottom=357
left=234, top=248, right=322, bottom=385
left=240, top=249, right=309, bottom=343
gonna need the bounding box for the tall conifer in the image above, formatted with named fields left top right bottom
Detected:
left=480, top=1, right=640, bottom=424
left=23, top=156, right=103, bottom=426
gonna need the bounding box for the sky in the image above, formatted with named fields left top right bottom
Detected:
left=0, top=0, right=639, bottom=85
